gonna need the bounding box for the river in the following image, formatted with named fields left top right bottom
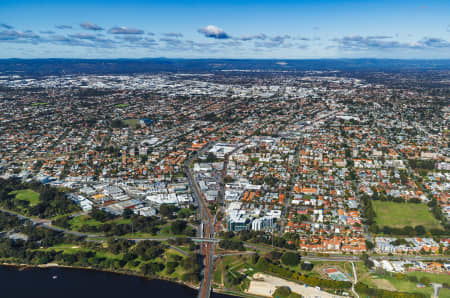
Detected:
left=0, top=265, right=235, bottom=298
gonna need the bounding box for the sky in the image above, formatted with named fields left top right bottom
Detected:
left=0, top=0, right=449, bottom=59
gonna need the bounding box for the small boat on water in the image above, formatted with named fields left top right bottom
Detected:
left=52, top=275, right=58, bottom=280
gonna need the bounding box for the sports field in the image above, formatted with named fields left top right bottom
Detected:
left=373, top=201, right=442, bottom=229
left=9, top=189, right=40, bottom=206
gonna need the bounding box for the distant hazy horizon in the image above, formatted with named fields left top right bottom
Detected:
left=1, top=57, right=450, bottom=61
left=1, top=0, right=449, bottom=59
left=1, top=58, right=449, bottom=77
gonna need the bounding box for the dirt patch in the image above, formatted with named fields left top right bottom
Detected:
left=38, top=263, right=60, bottom=268
left=246, top=273, right=344, bottom=298
left=370, top=278, right=397, bottom=291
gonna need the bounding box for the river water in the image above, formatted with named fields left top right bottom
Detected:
left=0, top=265, right=234, bottom=298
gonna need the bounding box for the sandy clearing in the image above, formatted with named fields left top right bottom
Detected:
left=246, top=273, right=345, bottom=298
left=38, top=263, right=60, bottom=268
left=370, top=278, right=397, bottom=291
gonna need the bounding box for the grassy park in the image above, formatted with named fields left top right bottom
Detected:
left=31, top=102, right=49, bottom=106
left=122, top=119, right=141, bottom=127
left=372, top=201, right=442, bottom=229
left=68, top=215, right=104, bottom=230
left=66, top=214, right=133, bottom=231
left=358, top=263, right=450, bottom=297
left=9, top=189, right=40, bottom=207
left=39, top=242, right=190, bottom=280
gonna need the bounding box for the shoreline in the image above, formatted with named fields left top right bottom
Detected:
left=0, top=261, right=256, bottom=298
left=0, top=261, right=201, bottom=292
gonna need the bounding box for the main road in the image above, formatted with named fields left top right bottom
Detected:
left=183, top=144, right=215, bottom=298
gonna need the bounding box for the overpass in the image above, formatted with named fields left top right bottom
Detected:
left=191, top=237, right=220, bottom=243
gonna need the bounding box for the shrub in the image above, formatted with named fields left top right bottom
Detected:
left=273, top=286, right=291, bottom=298
left=281, top=252, right=300, bottom=267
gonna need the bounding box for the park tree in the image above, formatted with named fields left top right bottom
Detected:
left=170, top=220, right=187, bottom=235
left=281, top=252, right=300, bottom=267
left=301, top=261, right=314, bottom=271
left=414, top=225, right=426, bottom=235
left=159, top=203, right=170, bottom=217
left=272, top=286, right=291, bottom=298
left=206, top=152, right=217, bottom=162
left=123, top=208, right=134, bottom=219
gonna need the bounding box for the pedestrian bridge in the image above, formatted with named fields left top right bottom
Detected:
left=191, top=237, right=219, bottom=243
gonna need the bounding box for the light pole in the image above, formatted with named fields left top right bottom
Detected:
left=432, top=283, right=442, bottom=298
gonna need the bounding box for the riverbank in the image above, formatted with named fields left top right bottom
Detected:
left=1, top=261, right=252, bottom=298
left=0, top=261, right=200, bottom=291
left=0, top=264, right=204, bottom=298
left=0, top=261, right=261, bottom=298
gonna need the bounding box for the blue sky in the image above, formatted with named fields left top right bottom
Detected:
left=1, top=0, right=449, bottom=58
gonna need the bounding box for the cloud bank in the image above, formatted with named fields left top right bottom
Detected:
left=55, top=25, right=72, bottom=30
left=1, top=22, right=449, bottom=58
left=108, top=26, right=144, bottom=35
left=80, top=22, right=103, bottom=31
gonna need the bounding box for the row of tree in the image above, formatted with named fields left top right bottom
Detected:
left=219, top=239, right=245, bottom=251
left=408, top=159, right=436, bottom=170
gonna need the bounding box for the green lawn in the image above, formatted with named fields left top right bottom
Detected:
left=114, top=103, right=129, bottom=108
left=69, top=215, right=103, bottom=230
left=218, top=256, right=249, bottom=289
left=353, top=260, right=450, bottom=297
left=119, top=232, right=159, bottom=238
left=113, top=218, right=132, bottom=225
left=142, top=248, right=187, bottom=279
left=382, top=274, right=450, bottom=297
left=122, top=119, right=140, bottom=127
left=9, top=189, right=40, bottom=206
left=41, top=244, right=123, bottom=260
left=35, top=243, right=189, bottom=282
left=157, top=223, right=195, bottom=237
left=213, top=265, right=223, bottom=284
left=406, top=271, right=450, bottom=284
left=372, top=201, right=442, bottom=229
left=68, top=215, right=136, bottom=232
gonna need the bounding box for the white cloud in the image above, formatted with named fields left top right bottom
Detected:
left=198, top=25, right=230, bottom=39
